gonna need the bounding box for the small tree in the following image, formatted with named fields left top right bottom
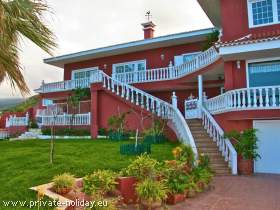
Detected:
left=68, top=88, right=90, bottom=127
left=47, top=104, right=61, bottom=164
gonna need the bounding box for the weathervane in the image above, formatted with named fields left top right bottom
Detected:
left=145, top=11, right=152, bottom=21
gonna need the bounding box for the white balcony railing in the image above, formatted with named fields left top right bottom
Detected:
left=6, top=113, right=29, bottom=128
left=36, top=47, right=219, bottom=93
left=0, top=130, right=9, bottom=139
left=41, top=113, right=91, bottom=126
left=113, top=47, right=219, bottom=84
left=205, top=86, right=280, bottom=114
left=200, top=106, right=237, bottom=175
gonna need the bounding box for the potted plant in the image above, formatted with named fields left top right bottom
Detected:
left=52, top=173, right=75, bottom=195
left=136, top=179, right=168, bottom=210
left=83, top=169, right=117, bottom=196
left=225, top=128, right=260, bottom=175
left=117, top=154, right=159, bottom=204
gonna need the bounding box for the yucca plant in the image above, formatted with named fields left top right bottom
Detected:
left=0, top=0, right=57, bottom=95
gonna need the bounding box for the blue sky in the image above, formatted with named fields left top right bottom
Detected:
left=0, top=0, right=212, bottom=99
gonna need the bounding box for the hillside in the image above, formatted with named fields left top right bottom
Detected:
left=0, top=95, right=39, bottom=113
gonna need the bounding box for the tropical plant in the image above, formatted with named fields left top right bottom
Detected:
left=136, top=179, right=168, bottom=205
left=225, top=128, right=260, bottom=160
left=83, top=170, right=117, bottom=196
left=197, top=153, right=211, bottom=170
left=52, top=173, right=75, bottom=193
left=122, top=154, right=159, bottom=181
left=0, top=0, right=57, bottom=95
left=172, top=144, right=195, bottom=168
left=201, top=29, right=219, bottom=51
left=143, top=119, right=166, bottom=137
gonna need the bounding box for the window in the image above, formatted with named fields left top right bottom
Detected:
left=42, top=99, right=53, bottom=107
left=72, top=67, right=98, bottom=80
left=112, top=60, right=146, bottom=82
left=113, top=60, right=146, bottom=74
left=248, top=0, right=280, bottom=27
left=174, top=52, right=201, bottom=66
left=248, top=60, right=280, bottom=87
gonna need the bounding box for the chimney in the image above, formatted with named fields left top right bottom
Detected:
left=142, top=21, right=156, bottom=39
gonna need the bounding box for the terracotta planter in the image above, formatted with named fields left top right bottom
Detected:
left=166, top=193, right=185, bottom=205
left=116, top=176, right=138, bottom=204
left=54, top=187, right=72, bottom=195
left=186, top=189, right=196, bottom=198
left=238, top=156, right=253, bottom=175
left=140, top=200, right=162, bottom=210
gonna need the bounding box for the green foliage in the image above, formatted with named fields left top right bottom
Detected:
left=143, top=119, right=166, bottom=138
left=41, top=128, right=90, bottom=136
left=108, top=111, right=130, bottom=134
left=29, top=120, right=38, bottom=129
left=122, top=154, right=159, bottom=180
left=172, top=144, right=195, bottom=168
left=197, top=154, right=211, bottom=170
left=108, top=131, right=130, bottom=141
left=68, top=88, right=90, bottom=109
left=225, top=128, right=260, bottom=160
left=98, top=128, right=108, bottom=136
left=2, top=95, right=39, bottom=113
left=52, top=173, right=75, bottom=190
left=120, top=143, right=151, bottom=155
left=136, top=179, right=168, bottom=203
left=201, top=29, right=220, bottom=51
left=192, top=167, right=213, bottom=186
left=83, top=170, right=117, bottom=195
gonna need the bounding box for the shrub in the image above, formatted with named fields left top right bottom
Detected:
left=172, top=144, right=195, bottom=168
left=122, top=154, right=159, bottom=181
left=29, top=120, right=39, bottom=129
left=52, top=173, right=75, bottom=192
left=225, top=128, right=260, bottom=160
left=41, top=128, right=90, bottom=136
left=142, top=119, right=167, bottom=143
left=98, top=128, right=107, bottom=136
left=83, top=170, right=117, bottom=196
left=136, top=179, right=168, bottom=204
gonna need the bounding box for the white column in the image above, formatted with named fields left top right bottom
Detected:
left=172, top=92, right=178, bottom=108
left=198, top=75, right=203, bottom=106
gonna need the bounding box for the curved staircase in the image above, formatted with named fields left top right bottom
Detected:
left=187, top=119, right=231, bottom=175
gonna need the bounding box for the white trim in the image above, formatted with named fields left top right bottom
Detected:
left=112, top=59, right=147, bottom=74
left=71, top=67, right=98, bottom=80
left=219, top=39, right=280, bottom=56
left=247, top=0, right=280, bottom=28
left=246, top=56, right=280, bottom=87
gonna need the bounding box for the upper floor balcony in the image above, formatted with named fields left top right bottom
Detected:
left=35, top=47, right=219, bottom=94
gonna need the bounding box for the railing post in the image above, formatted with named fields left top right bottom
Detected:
left=171, top=92, right=178, bottom=108
left=169, top=61, right=173, bottom=78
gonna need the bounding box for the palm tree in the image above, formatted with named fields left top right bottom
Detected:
left=0, top=0, right=57, bottom=95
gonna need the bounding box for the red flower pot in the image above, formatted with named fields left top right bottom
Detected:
left=116, top=176, right=138, bottom=204
left=238, top=156, right=253, bottom=175
left=54, top=187, right=72, bottom=195
left=166, top=193, right=185, bottom=205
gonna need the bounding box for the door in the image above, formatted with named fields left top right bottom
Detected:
left=254, top=120, right=280, bottom=174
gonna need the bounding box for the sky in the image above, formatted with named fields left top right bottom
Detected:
left=0, top=0, right=212, bottom=99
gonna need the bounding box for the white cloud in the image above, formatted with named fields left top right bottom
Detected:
left=0, top=0, right=212, bottom=99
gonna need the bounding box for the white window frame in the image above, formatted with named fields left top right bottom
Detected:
left=174, top=51, right=201, bottom=66
left=112, top=60, right=146, bottom=75
left=71, top=67, right=98, bottom=80
left=246, top=56, right=280, bottom=87
left=247, top=0, right=280, bottom=28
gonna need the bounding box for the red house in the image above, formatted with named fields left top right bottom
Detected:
left=33, top=0, right=280, bottom=175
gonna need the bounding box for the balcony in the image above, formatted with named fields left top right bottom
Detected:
left=205, top=86, right=280, bottom=114
left=36, top=47, right=219, bottom=94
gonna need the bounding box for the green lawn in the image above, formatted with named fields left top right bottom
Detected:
left=0, top=139, right=178, bottom=209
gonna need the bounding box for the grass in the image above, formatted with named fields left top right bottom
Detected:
left=0, top=139, right=178, bottom=209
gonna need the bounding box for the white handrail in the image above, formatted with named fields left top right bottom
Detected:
left=0, top=130, right=9, bottom=139
left=206, top=85, right=280, bottom=114
left=113, top=47, right=219, bottom=84
left=93, top=70, right=198, bottom=156
left=41, top=113, right=91, bottom=126
left=36, top=47, right=220, bottom=93
left=200, top=105, right=237, bottom=175
left=6, top=113, right=29, bottom=128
